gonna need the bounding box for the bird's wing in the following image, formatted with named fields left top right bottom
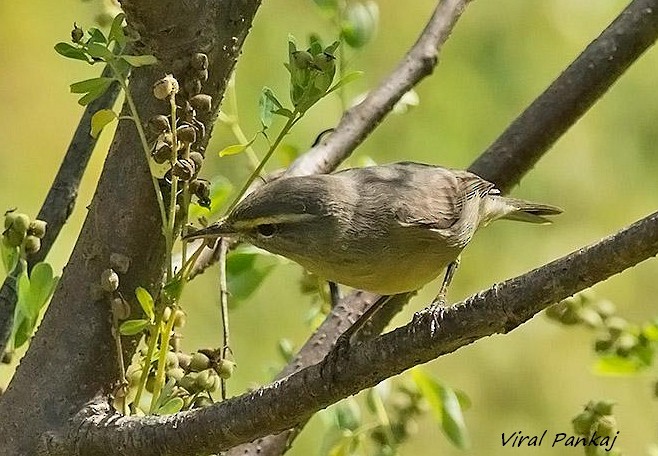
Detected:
left=393, top=166, right=497, bottom=230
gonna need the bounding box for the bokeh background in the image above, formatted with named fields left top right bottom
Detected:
left=1, top=0, right=657, bottom=454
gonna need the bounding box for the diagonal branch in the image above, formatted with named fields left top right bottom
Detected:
left=49, top=209, right=658, bottom=456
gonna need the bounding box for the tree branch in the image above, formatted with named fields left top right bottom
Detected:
left=469, top=0, right=658, bottom=191
left=48, top=209, right=658, bottom=456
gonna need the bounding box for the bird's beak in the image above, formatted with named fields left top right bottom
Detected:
left=183, top=218, right=236, bottom=240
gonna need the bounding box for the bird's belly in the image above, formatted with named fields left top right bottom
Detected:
left=300, top=242, right=462, bottom=295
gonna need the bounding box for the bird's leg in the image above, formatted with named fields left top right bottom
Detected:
left=433, top=257, right=460, bottom=306
left=328, top=281, right=341, bottom=308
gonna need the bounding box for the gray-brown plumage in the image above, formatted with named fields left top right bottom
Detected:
left=186, top=162, right=561, bottom=295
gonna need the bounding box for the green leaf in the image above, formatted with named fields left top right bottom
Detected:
left=341, top=1, right=379, bottom=49
left=86, top=42, right=114, bottom=61
left=411, top=368, right=470, bottom=449
left=163, top=277, right=185, bottom=302
left=87, top=28, right=108, bottom=45
left=121, top=54, right=158, bottom=67
left=218, top=137, right=256, bottom=157
left=595, top=355, right=644, bottom=375
left=90, top=109, right=117, bottom=138
left=119, top=319, right=150, bottom=336
left=24, top=263, right=58, bottom=321
left=226, top=247, right=279, bottom=303
left=54, top=42, right=90, bottom=62
left=0, top=239, right=18, bottom=274
left=273, top=108, right=294, bottom=119
left=108, top=13, right=127, bottom=47
left=156, top=396, right=184, bottom=415
left=327, top=71, right=363, bottom=94
left=135, top=287, right=155, bottom=322
left=259, top=87, right=282, bottom=128
left=70, top=77, right=114, bottom=94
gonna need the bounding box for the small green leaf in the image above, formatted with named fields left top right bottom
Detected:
left=273, top=107, right=294, bottom=119
left=86, top=42, right=114, bottom=61
left=156, top=396, right=184, bottom=415
left=259, top=87, right=282, bottom=128
left=218, top=137, right=256, bottom=157
left=327, top=71, right=363, bottom=94
left=108, top=13, right=127, bottom=46
left=70, top=77, right=114, bottom=94
left=119, top=319, right=150, bottom=336
left=121, top=54, right=158, bottom=67
left=595, top=355, right=644, bottom=375
left=411, top=368, right=470, bottom=449
left=163, top=277, right=184, bottom=302
left=135, top=287, right=155, bottom=322
left=24, top=263, right=58, bottom=320
left=54, top=42, right=90, bottom=62
left=90, top=109, right=117, bottom=138
left=0, top=239, right=18, bottom=274
left=87, top=28, right=108, bottom=45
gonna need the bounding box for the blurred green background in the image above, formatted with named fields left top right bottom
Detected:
left=1, top=0, right=658, bottom=454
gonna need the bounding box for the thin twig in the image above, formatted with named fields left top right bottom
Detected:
left=218, top=238, right=230, bottom=400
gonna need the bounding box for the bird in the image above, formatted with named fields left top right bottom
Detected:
left=184, top=162, right=561, bottom=299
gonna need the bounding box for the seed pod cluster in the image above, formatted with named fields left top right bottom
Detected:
left=148, top=53, right=214, bottom=209
left=2, top=210, right=47, bottom=254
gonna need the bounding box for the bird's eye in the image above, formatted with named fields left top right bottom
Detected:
left=256, top=223, right=277, bottom=238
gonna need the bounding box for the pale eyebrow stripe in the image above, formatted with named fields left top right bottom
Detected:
left=232, top=213, right=317, bottom=229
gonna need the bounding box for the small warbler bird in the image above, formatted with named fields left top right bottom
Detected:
left=185, top=162, right=561, bottom=297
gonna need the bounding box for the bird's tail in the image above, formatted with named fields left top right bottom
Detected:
left=495, top=196, right=563, bottom=224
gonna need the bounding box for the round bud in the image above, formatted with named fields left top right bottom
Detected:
left=165, top=351, right=179, bottom=369
left=184, top=78, right=202, bottom=97
left=111, top=297, right=131, bottom=320
left=173, top=309, right=187, bottom=329
left=4, top=212, right=18, bottom=230
left=148, top=115, right=171, bottom=134
left=189, top=94, right=212, bottom=113
left=177, top=352, right=192, bottom=370
left=176, top=124, right=197, bottom=144
left=172, top=159, right=196, bottom=181
left=188, top=152, right=204, bottom=171
left=162, top=306, right=172, bottom=322
left=71, top=23, right=84, bottom=43
left=190, top=179, right=210, bottom=200
left=216, top=359, right=235, bottom=379
left=179, top=372, right=198, bottom=392
left=594, top=415, right=617, bottom=438
left=166, top=367, right=185, bottom=382
left=153, top=74, right=179, bottom=100
left=152, top=144, right=173, bottom=164
left=27, top=220, right=47, bottom=239
left=291, top=50, right=314, bottom=70
left=591, top=400, right=615, bottom=416
left=24, top=235, right=41, bottom=254
left=100, top=268, right=119, bottom=292
left=189, top=352, right=211, bottom=372
left=12, top=213, right=30, bottom=235
left=5, top=228, right=25, bottom=248
left=572, top=411, right=595, bottom=435
left=190, top=53, right=209, bottom=71
left=606, top=316, right=627, bottom=338
left=195, top=369, right=215, bottom=391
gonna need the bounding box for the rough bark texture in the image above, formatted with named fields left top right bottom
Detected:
left=0, top=1, right=261, bottom=454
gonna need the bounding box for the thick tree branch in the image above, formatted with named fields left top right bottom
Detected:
left=0, top=1, right=261, bottom=455
left=47, top=210, right=658, bottom=456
